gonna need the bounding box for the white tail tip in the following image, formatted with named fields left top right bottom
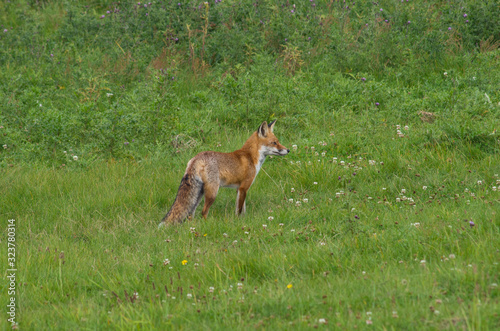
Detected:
left=158, top=222, right=165, bottom=229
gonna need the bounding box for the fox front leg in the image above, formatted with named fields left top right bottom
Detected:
left=236, top=186, right=249, bottom=216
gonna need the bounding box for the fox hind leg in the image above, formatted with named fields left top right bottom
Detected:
left=201, top=183, right=219, bottom=219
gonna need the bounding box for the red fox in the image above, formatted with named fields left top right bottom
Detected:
left=159, top=120, right=289, bottom=227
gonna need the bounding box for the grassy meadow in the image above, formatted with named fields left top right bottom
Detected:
left=1, top=0, right=499, bottom=329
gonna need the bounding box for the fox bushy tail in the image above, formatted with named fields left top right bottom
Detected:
left=159, top=174, right=204, bottom=227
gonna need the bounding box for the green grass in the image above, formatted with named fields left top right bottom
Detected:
left=1, top=0, right=500, bottom=329
left=2, top=125, right=499, bottom=329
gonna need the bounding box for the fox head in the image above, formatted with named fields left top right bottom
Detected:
left=257, top=120, right=290, bottom=156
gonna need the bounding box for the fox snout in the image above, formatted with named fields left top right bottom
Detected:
left=266, top=143, right=289, bottom=156
left=278, top=147, right=290, bottom=155
left=275, top=141, right=289, bottom=155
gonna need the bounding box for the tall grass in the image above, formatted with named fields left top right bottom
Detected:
left=0, top=0, right=498, bottom=164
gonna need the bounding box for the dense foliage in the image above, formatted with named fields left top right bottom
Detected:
left=0, top=0, right=498, bottom=165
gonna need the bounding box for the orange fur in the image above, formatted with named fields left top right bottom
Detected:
left=159, top=120, right=289, bottom=227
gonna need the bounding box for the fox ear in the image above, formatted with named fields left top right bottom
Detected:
left=258, top=121, right=269, bottom=137
left=268, top=119, right=277, bottom=133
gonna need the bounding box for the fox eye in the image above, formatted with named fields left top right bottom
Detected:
left=272, top=141, right=277, bottom=145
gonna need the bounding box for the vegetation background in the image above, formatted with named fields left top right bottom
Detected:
left=0, top=0, right=499, bottom=329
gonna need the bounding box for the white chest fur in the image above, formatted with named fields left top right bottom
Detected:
left=254, top=147, right=267, bottom=179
